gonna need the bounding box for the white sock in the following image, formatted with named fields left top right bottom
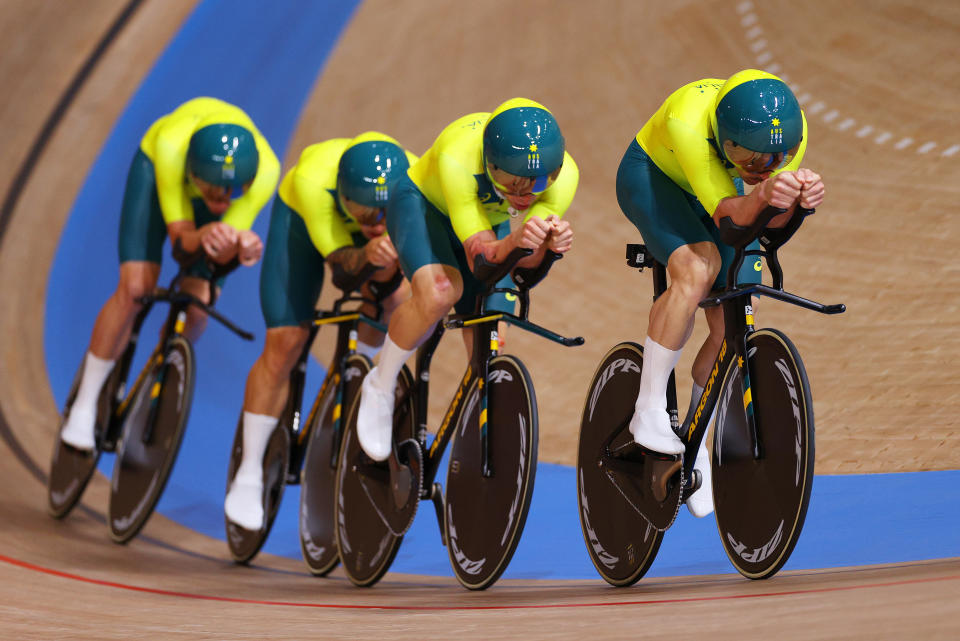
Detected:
left=371, top=334, right=414, bottom=392
left=234, top=412, right=278, bottom=483
left=355, top=339, right=381, bottom=360
left=635, top=337, right=682, bottom=412
left=73, top=352, right=116, bottom=414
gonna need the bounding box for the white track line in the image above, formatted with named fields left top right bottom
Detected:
left=733, top=2, right=949, bottom=156
left=836, top=118, right=855, bottom=132
left=893, top=137, right=914, bottom=150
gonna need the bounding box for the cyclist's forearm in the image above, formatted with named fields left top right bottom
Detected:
left=713, top=189, right=767, bottom=227
left=327, top=246, right=372, bottom=291
left=167, top=221, right=202, bottom=253
left=326, top=246, right=369, bottom=274
left=463, top=230, right=499, bottom=272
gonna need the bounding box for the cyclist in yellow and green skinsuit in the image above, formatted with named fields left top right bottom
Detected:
left=616, top=69, right=825, bottom=518
left=355, top=97, right=580, bottom=462
left=224, top=132, right=417, bottom=531
left=60, top=97, right=280, bottom=452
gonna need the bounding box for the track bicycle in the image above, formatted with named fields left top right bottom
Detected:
left=48, top=244, right=250, bottom=545
left=335, top=248, right=584, bottom=589
left=577, top=206, right=845, bottom=585
left=224, top=268, right=401, bottom=570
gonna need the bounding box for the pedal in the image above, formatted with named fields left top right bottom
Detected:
left=601, top=445, right=685, bottom=531
left=685, top=469, right=702, bottom=493
left=357, top=438, right=423, bottom=537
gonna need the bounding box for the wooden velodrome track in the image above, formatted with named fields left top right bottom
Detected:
left=1, top=0, right=959, bottom=638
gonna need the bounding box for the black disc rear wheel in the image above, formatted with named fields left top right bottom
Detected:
left=576, top=342, right=664, bottom=587
left=224, top=404, right=292, bottom=564
left=299, top=357, right=367, bottom=576
left=334, top=359, right=415, bottom=587
left=47, top=357, right=120, bottom=518
left=713, top=329, right=814, bottom=580
left=445, top=355, right=538, bottom=590
left=108, top=336, right=195, bottom=543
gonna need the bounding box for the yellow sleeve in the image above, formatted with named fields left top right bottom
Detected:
left=290, top=170, right=354, bottom=257
left=222, top=131, right=280, bottom=231
left=525, top=151, right=579, bottom=222
left=437, top=151, right=492, bottom=242
left=667, top=118, right=737, bottom=216
left=152, top=118, right=195, bottom=225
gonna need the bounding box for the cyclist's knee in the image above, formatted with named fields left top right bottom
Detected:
left=415, top=273, right=461, bottom=318
left=668, top=244, right=720, bottom=298
left=116, top=269, right=157, bottom=309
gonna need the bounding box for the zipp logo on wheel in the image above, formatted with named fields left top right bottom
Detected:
left=589, top=357, right=641, bottom=421
left=489, top=369, right=513, bottom=384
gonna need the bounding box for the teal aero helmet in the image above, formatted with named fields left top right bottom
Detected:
left=483, top=98, right=565, bottom=189
left=714, top=69, right=802, bottom=161
left=337, top=140, right=410, bottom=208
left=187, top=123, right=259, bottom=191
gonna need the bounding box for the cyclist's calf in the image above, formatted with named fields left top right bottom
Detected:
left=179, top=276, right=213, bottom=342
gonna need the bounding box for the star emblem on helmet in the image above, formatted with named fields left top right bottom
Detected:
left=529, top=143, right=538, bottom=152
left=771, top=118, right=781, bottom=127
left=376, top=175, right=386, bottom=185
left=224, top=155, right=234, bottom=165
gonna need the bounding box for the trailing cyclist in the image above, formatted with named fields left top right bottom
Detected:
left=354, top=97, right=579, bottom=463
left=59, top=97, right=279, bottom=452
left=615, top=69, right=825, bottom=518
left=224, top=132, right=417, bottom=531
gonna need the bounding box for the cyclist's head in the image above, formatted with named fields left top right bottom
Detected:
left=337, top=135, right=410, bottom=227
left=187, top=123, right=259, bottom=198
left=483, top=98, right=565, bottom=208
left=712, top=69, right=802, bottom=180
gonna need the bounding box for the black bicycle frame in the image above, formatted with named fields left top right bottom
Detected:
left=106, top=249, right=249, bottom=444
left=285, top=291, right=389, bottom=478
left=400, top=249, right=584, bottom=494
left=634, top=205, right=843, bottom=477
